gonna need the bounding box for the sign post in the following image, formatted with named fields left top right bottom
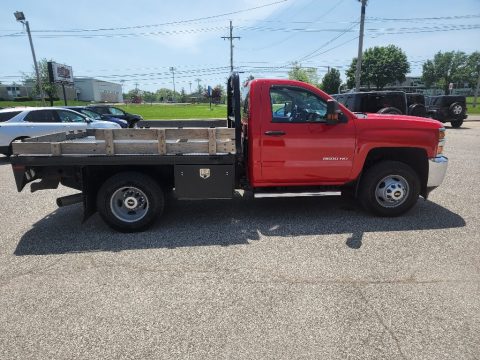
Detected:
left=48, top=61, right=74, bottom=106
left=208, top=85, right=212, bottom=110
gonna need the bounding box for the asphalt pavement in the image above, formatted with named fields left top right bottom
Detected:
left=0, top=123, right=479, bottom=359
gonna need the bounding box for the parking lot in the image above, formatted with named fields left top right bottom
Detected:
left=0, top=122, right=479, bottom=359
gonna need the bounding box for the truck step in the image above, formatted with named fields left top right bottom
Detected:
left=254, top=191, right=341, bottom=199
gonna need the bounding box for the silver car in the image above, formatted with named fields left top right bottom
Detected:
left=0, top=107, right=120, bottom=156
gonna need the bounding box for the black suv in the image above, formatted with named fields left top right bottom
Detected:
left=332, top=91, right=407, bottom=115
left=86, top=105, right=143, bottom=128
left=406, top=93, right=427, bottom=117
left=426, top=95, right=468, bottom=128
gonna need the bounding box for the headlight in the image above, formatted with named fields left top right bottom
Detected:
left=437, top=127, right=446, bottom=155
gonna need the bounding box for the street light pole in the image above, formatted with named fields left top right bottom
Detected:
left=14, top=11, right=45, bottom=105
left=354, top=0, right=367, bottom=92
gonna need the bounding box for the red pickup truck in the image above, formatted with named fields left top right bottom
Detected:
left=10, top=73, right=448, bottom=232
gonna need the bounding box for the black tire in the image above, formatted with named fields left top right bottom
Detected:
left=449, top=102, right=465, bottom=118
left=450, top=119, right=463, bottom=128
left=408, top=103, right=427, bottom=117
left=377, top=107, right=402, bottom=115
left=96, top=172, right=164, bottom=232
left=359, top=161, right=420, bottom=217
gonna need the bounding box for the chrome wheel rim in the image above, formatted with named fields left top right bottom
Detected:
left=110, top=186, right=149, bottom=223
left=375, top=175, right=409, bottom=208
left=452, top=105, right=462, bottom=115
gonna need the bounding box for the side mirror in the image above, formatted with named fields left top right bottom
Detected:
left=326, top=99, right=341, bottom=125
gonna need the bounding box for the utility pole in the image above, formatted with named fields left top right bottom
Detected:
left=169, top=66, right=176, bottom=102
left=189, top=81, right=192, bottom=94
left=195, top=78, right=202, bottom=93
left=14, top=11, right=45, bottom=105
left=354, top=0, right=367, bottom=91
left=221, top=20, right=241, bottom=72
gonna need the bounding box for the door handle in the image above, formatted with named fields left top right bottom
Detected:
left=264, top=130, right=286, bottom=136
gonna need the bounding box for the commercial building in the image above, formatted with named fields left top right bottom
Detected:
left=74, top=78, right=123, bottom=103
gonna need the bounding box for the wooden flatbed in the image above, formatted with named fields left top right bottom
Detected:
left=12, top=128, right=236, bottom=157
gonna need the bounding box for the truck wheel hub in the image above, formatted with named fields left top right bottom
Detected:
left=375, top=175, right=409, bottom=208
left=124, top=196, right=139, bottom=209
left=110, top=186, right=149, bottom=223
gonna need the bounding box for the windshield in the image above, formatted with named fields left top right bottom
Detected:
left=80, top=109, right=102, bottom=120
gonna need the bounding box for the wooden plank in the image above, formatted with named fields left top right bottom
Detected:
left=60, top=142, right=107, bottom=155
left=166, top=128, right=208, bottom=140
left=110, top=142, right=157, bottom=155
left=167, top=142, right=209, bottom=154
left=208, top=128, right=216, bottom=155
left=93, top=128, right=234, bottom=141
left=50, top=142, right=62, bottom=156
left=12, top=142, right=52, bottom=155
left=157, top=129, right=166, bottom=155
left=95, top=129, right=158, bottom=141
left=216, top=128, right=235, bottom=139
left=104, top=130, right=114, bottom=155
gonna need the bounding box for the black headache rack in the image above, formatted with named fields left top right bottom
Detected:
left=227, top=72, right=242, bottom=156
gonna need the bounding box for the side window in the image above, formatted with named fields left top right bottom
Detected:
left=57, top=110, right=85, bottom=123
left=24, top=110, right=58, bottom=123
left=109, top=107, right=125, bottom=116
left=270, top=86, right=327, bottom=123
left=0, top=111, right=21, bottom=122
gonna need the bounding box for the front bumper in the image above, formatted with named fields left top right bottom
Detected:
left=427, top=156, right=448, bottom=187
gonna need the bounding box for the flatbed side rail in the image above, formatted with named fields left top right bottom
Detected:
left=12, top=128, right=235, bottom=157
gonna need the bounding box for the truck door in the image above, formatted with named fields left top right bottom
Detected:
left=260, top=85, right=356, bottom=184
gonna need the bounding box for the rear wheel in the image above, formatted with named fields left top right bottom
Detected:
left=450, top=119, right=463, bottom=128
left=359, top=161, right=420, bottom=217
left=96, top=172, right=164, bottom=232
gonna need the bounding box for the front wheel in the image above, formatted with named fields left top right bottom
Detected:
left=96, top=172, right=164, bottom=232
left=359, top=161, right=420, bottom=217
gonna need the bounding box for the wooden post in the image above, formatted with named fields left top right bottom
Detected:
left=208, top=128, right=216, bottom=155
left=157, top=129, right=166, bottom=155
left=104, top=130, right=114, bottom=155
left=50, top=142, right=61, bottom=156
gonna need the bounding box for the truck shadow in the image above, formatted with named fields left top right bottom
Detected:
left=14, top=195, right=466, bottom=256
left=0, top=157, right=10, bottom=166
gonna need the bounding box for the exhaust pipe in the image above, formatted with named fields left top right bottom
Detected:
left=56, top=193, right=83, bottom=207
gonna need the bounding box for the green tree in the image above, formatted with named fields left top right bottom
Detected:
left=155, top=88, right=178, bottom=102
left=143, top=91, right=156, bottom=104
left=180, top=88, right=187, bottom=103
left=288, top=62, right=319, bottom=85
left=212, top=84, right=225, bottom=104
left=346, top=45, right=410, bottom=90
left=23, top=58, right=58, bottom=100
left=422, top=51, right=468, bottom=94
left=320, top=68, right=341, bottom=94
left=462, top=51, right=480, bottom=88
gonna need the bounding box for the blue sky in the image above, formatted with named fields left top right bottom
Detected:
left=1, top=0, right=479, bottom=92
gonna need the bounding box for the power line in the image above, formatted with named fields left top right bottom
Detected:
left=23, top=0, right=288, bottom=33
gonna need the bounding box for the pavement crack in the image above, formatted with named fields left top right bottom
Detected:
left=356, top=286, right=408, bottom=360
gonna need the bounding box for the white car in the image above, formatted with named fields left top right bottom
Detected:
left=0, top=107, right=120, bottom=156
